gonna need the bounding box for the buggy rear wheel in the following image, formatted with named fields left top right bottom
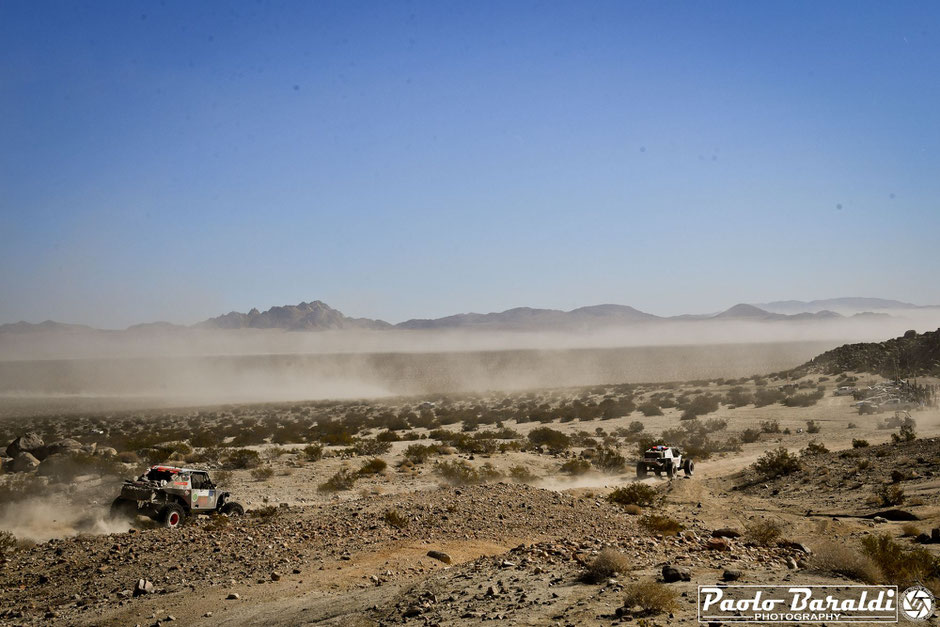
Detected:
left=665, top=462, right=675, bottom=479
left=683, top=459, right=694, bottom=477
left=220, top=502, right=245, bottom=516
left=161, top=504, right=185, bottom=529
left=110, top=497, right=137, bottom=520
left=636, top=462, right=647, bottom=479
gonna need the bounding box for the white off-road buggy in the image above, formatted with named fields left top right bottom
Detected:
left=110, top=465, right=244, bottom=528
left=636, top=445, right=694, bottom=479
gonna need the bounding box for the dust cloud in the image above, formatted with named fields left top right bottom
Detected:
left=0, top=498, right=130, bottom=543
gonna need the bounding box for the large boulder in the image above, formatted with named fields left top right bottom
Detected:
left=10, top=452, right=41, bottom=473
left=5, top=433, right=44, bottom=458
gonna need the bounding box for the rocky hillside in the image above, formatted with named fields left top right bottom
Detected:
left=798, top=328, right=940, bottom=378
left=198, top=300, right=392, bottom=331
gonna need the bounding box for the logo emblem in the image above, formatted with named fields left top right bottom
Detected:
left=901, top=585, right=934, bottom=622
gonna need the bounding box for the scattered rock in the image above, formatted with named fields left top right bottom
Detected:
left=662, top=564, right=691, bottom=583
left=711, top=528, right=741, bottom=539
left=226, top=593, right=240, bottom=600
left=427, top=550, right=452, bottom=564
left=706, top=538, right=731, bottom=551
left=133, top=579, right=154, bottom=597
left=722, top=569, right=742, bottom=581
left=5, top=433, right=44, bottom=459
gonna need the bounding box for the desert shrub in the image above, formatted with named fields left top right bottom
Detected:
left=703, top=418, right=727, bottom=433
left=509, top=465, right=538, bottom=484
left=250, top=466, right=275, bottom=481
left=637, top=404, right=662, bottom=417
left=805, top=420, right=821, bottom=434
left=901, top=524, right=921, bottom=537
left=744, top=519, right=783, bottom=546
left=0, top=531, right=16, bottom=555
left=621, top=581, right=678, bottom=615
left=754, top=388, right=786, bottom=407
left=753, top=447, right=801, bottom=479
left=352, top=438, right=393, bottom=456
left=628, top=421, right=647, bottom=434
left=852, top=439, right=870, bottom=448
left=725, top=387, right=754, bottom=408
left=847, top=422, right=858, bottom=429
left=404, top=443, right=439, bottom=464
left=608, top=483, right=657, bottom=507
left=383, top=508, right=409, bottom=529
left=741, top=428, right=761, bottom=444
left=560, top=458, right=591, bottom=475
left=879, top=484, right=905, bottom=506
left=359, top=457, right=387, bottom=475
left=303, top=444, right=324, bottom=461
left=639, top=514, right=683, bottom=536
left=435, top=460, right=501, bottom=485
left=225, top=448, right=262, bottom=470
left=890, top=469, right=908, bottom=483
left=527, top=427, right=571, bottom=452
left=583, top=548, right=631, bottom=583
left=318, top=468, right=358, bottom=492
left=623, top=504, right=642, bottom=515
left=264, top=446, right=289, bottom=459
left=784, top=391, right=825, bottom=407
left=593, top=447, right=626, bottom=473
left=861, top=533, right=940, bottom=586
left=760, top=420, right=780, bottom=434
left=213, top=469, right=232, bottom=484
left=803, top=440, right=829, bottom=455
left=892, top=425, right=917, bottom=443
left=680, top=394, right=720, bottom=420
left=375, top=430, right=401, bottom=442
left=810, top=541, right=882, bottom=583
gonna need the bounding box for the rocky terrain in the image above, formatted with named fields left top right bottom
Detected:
left=1, top=359, right=940, bottom=625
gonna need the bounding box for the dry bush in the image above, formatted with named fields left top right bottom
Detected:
left=224, top=448, right=262, bottom=470
left=434, top=460, right=502, bottom=485
left=879, top=484, right=905, bottom=506
left=623, top=504, right=643, bottom=515
left=0, top=530, right=16, bottom=555
left=622, top=581, right=679, bottom=615
left=318, top=468, right=358, bottom=492
left=608, top=484, right=657, bottom=507
left=384, top=509, right=409, bottom=529
left=583, top=548, right=631, bottom=583
left=810, top=541, right=882, bottom=583
left=803, top=440, right=829, bottom=455
left=639, top=514, right=683, bottom=536
left=404, top=443, right=440, bottom=464
left=509, top=464, right=538, bottom=484
left=744, top=519, right=783, bottom=546
left=901, top=524, right=921, bottom=537
left=753, top=447, right=801, bottom=479
left=359, top=457, right=387, bottom=475
left=861, top=533, right=940, bottom=586
left=560, top=458, right=591, bottom=475
left=303, top=444, right=324, bottom=462
left=852, top=439, right=870, bottom=448
left=593, top=447, right=626, bottom=473
left=250, top=466, right=275, bottom=481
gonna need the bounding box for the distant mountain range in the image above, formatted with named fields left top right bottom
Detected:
left=1, top=297, right=926, bottom=335
left=756, top=297, right=920, bottom=314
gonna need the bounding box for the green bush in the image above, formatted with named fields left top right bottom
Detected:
left=359, top=457, right=387, bottom=475
left=608, top=483, right=657, bottom=507
left=753, top=447, right=801, bottom=479
left=560, top=458, right=592, bottom=475
left=225, top=448, right=262, bottom=470
left=318, top=468, right=358, bottom=492
left=303, top=444, right=324, bottom=461
left=527, top=427, right=571, bottom=452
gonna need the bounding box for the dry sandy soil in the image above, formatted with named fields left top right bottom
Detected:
left=1, top=372, right=939, bottom=626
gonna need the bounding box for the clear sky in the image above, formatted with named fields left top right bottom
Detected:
left=1, top=1, right=939, bottom=328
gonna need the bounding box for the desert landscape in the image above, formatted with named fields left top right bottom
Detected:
left=2, top=329, right=940, bottom=625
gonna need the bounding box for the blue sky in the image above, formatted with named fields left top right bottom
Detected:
left=1, top=1, right=939, bottom=327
